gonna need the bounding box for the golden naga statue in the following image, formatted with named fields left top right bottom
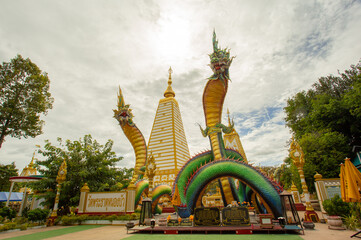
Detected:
left=56, top=159, right=67, bottom=183
left=113, top=88, right=147, bottom=189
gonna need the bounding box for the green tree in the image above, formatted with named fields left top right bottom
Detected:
left=278, top=158, right=302, bottom=192
left=31, top=134, right=132, bottom=210
left=0, top=162, right=18, bottom=191
left=284, top=60, right=361, bottom=191
left=0, top=55, right=54, bottom=149
left=285, top=61, right=361, bottom=143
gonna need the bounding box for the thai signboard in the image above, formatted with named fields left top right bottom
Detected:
left=222, top=207, right=250, bottom=226
left=194, top=207, right=221, bottom=226
left=84, top=192, right=126, bottom=213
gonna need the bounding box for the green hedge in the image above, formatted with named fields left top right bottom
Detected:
left=0, top=207, right=16, bottom=219
left=60, top=213, right=139, bottom=225
left=28, top=209, right=50, bottom=222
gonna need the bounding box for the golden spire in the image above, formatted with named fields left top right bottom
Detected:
left=226, top=108, right=236, bottom=134
left=29, top=151, right=35, bottom=167
left=164, top=67, right=175, bottom=98
left=227, top=108, right=231, bottom=126
left=20, top=150, right=38, bottom=176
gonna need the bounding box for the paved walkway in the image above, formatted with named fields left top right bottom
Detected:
left=0, top=223, right=357, bottom=240
left=0, top=226, right=68, bottom=239
left=0, top=210, right=359, bottom=240
left=0, top=226, right=128, bottom=240
left=301, top=222, right=356, bottom=240
left=44, top=226, right=130, bottom=240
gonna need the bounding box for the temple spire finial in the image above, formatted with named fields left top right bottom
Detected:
left=168, top=66, right=173, bottom=82
left=164, top=66, right=175, bottom=98
left=227, top=108, right=231, bottom=126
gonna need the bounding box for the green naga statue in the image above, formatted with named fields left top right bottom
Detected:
left=172, top=31, right=283, bottom=219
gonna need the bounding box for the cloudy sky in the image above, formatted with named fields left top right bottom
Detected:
left=1, top=0, right=361, bottom=172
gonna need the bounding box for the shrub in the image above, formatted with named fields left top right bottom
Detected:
left=61, top=215, right=77, bottom=226
left=76, top=214, right=88, bottom=224
left=20, top=223, right=28, bottom=231
left=116, top=215, right=128, bottom=220
left=104, top=214, right=117, bottom=221
left=21, top=207, right=29, bottom=218
left=53, top=217, right=61, bottom=225
left=131, top=213, right=139, bottom=220
left=28, top=209, right=50, bottom=222
left=323, top=195, right=351, bottom=217
left=15, top=217, right=28, bottom=224
left=87, top=215, right=101, bottom=220
left=0, top=222, right=17, bottom=232
left=343, top=214, right=361, bottom=230
left=350, top=202, right=361, bottom=219
left=0, top=207, right=16, bottom=219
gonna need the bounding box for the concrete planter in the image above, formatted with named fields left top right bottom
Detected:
left=327, top=216, right=345, bottom=230
left=303, top=221, right=315, bottom=229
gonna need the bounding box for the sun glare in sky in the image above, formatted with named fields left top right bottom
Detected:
left=155, top=9, right=192, bottom=62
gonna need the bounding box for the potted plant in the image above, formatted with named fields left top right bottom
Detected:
left=176, top=204, right=190, bottom=218
left=323, top=195, right=350, bottom=230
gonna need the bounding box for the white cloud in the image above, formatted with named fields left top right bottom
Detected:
left=0, top=0, right=360, bottom=173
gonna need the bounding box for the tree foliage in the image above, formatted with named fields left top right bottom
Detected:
left=0, top=162, right=18, bottom=191
left=31, top=135, right=132, bottom=210
left=277, top=158, right=302, bottom=191
left=285, top=61, right=361, bottom=143
left=0, top=55, right=54, bottom=149
left=284, top=60, right=361, bottom=190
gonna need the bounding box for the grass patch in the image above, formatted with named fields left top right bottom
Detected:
left=126, top=234, right=303, bottom=240
left=3, top=225, right=103, bottom=240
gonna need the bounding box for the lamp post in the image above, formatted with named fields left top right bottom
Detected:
left=289, top=137, right=319, bottom=222
left=48, top=159, right=67, bottom=225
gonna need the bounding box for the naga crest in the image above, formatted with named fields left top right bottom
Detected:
left=113, top=87, right=135, bottom=126
left=208, top=30, right=235, bottom=81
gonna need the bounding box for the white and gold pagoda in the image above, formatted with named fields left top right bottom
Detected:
left=147, top=67, right=190, bottom=186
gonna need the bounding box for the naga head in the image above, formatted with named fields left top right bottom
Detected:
left=113, top=87, right=135, bottom=126
left=208, top=30, right=235, bottom=81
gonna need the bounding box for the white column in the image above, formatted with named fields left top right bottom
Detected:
left=18, top=186, right=27, bottom=217
left=6, top=181, right=15, bottom=207
left=126, top=189, right=136, bottom=213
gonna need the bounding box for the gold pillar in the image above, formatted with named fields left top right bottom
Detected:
left=290, top=182, right=301, bottom=204
left=50, top=159, right=67, bottom=218
left=78, top=183, right=90, bottom=214
left=289, top=137, right=319, bottom=222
